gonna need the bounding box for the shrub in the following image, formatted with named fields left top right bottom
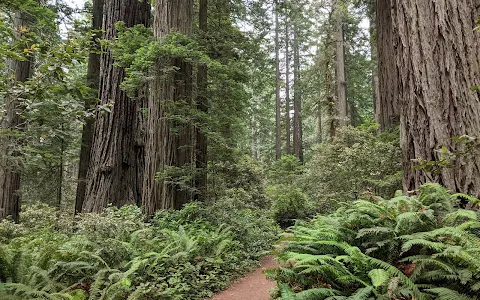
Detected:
left=270, top=183, right=480, bottom=299
left=266, top=155, right=313, bottom=228
left=302, top=126, right=402, bottom=212
left=0, top=202, right=279, bottom=300
left=266, top=184, right=314, bottom=228
left=210, top=154, right=269, bottom=209
left=268, top=155, right=304, bottom=186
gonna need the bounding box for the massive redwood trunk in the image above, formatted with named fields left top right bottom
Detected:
left=82, top=0, right=150, bottom=213
left=75, top=0, right=103, bottom=214
left=143, top=0, right=194, bottom=216
left=376, top=0, right=399, bottom=130
left=382, top=0, right=480, bottom=194
left=0, top=12, right=33, bottom=222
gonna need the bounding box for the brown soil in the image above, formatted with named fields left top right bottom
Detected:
left=207, top=255, right=277, bottom=300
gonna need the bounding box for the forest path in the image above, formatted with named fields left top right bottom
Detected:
left=208, top=255, right=277, bottom=300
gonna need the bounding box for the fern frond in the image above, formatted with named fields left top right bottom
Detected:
left=346, top=286, right=374, bottom=300
left=368, top=269, right=389, bottom=287
left=425, top=287, right=476, bottom=300
left=451, top=193, right=480, bottom=205
left=295, top=287, right=342, bottom=300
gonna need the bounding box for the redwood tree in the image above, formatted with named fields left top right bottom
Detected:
left=380, top=0, right=480, bottom=194
left=143, top=0, right=195, bottom=215
left=293, top=24, right=304, bottom=163
left=274, top=0, right=282, bottom=160
left=335, top=2, right=348, bottom=128
left=0, top=12, right=32, bottom=222
left=376, top=0, right=399, bottom=130
left=285, top=17, right=292, bottom=155
left=82, top=0, right=150, bottom=213
left=75, top=0, right=103, bottom=214
left=195, top=0, right=208, bottom=202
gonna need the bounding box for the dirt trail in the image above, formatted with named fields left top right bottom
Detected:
left=208, top=255, right=277, bottom=300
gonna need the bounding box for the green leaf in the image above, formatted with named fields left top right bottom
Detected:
left=121, top=277, right=132, bottom=288
left=368, top=269, right=388, bottom=287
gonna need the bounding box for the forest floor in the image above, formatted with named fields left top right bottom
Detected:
left=208, top=255, right=277, bottom=300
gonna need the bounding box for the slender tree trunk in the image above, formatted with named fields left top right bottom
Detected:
left=376, top=0, right=399, bottom=130
left=335, top=4, right=348, bottom=128
left=75, top=0, right=103, bottom=214
left=0, top=12, right=33, bottom=222
left=274, top=0, right=282, bottom=160
left=383, top=0, right=480, bottom=194
left=316, top=103, right=322, bottom=143
left=57, top=125, right=65, bottom=208
left=195, top=0, right=208, bottom=202
left=143, top=0, right=194, bottom=216
left=285, top=21, right=292, bottom=155
left=293, top=25, right=304, bottom=163
left=82, top=0, right=150, bottom=213
left=320, top=35, right=336, bottom=140
left=368, top=6, right=381, bottom=127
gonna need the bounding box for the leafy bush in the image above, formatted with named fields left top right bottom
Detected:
left=210, top=154, right=270, bottom=209
left=302, top=126, right=402, bottom=212
left=270, top=183, right=480, bottom=299
left=0, top=202, right=279, bottom=300
left=266, top=185, right=314, bottom=228
left=266, top=155, right=314, bottom=228
left=268, top=155, right=304, bottom=186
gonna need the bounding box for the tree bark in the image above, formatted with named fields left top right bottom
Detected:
left=274, top=0, right=282, bottom=160
left=0, top=12, right=33, bottom=222
left=335, top=4, right=348, bottom=128
left=368, top=3, right=381, bottom=128
left=383, top=0, right=480, bottom=194
left=195, top=0, right=208, bottom=202
left=293, top=25, right=304, bottom=163
left=376, top=0, right=399, bottom=130
left=316, top=102, right=322, bottom=143
left=75, top=0, right=103, bottom=214
left=143, top=0, right=194, bottom=216
left=285, top=20, right=292, bottom=155
left=82, top=0, right=150, bottom=213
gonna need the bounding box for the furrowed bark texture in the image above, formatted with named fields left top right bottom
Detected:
left=82, top=0, right=150, bottom=213
left=143, top=0, right=194, bottom=216
left=75, top=0, right=103, bottom=214
left=386, top=0, right=480, bottom=193
left=376, top=0, right=399, bottom=130
left=0, top=12, right=32, bottom=222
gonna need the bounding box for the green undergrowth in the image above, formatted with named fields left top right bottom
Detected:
left=270, top=183, right=480, bottom=299
left=0, top=202, right=280, bottom=300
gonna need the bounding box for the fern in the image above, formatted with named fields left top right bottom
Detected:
left=272, top=183, right=480, bottom=299
left=347, top=286, right=374, bottom=300
left=368, top=269, right=388, bottom=287
left=295, top=287, right=342, bottom=299
left=425, top=287, right=477, bottom=300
